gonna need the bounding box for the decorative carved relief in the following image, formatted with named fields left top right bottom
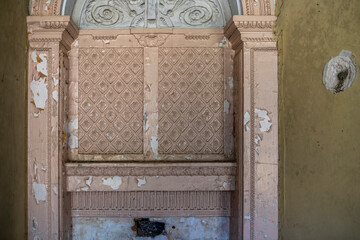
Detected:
left=80, top=0, right=224, bottom=28
left=78, top=48, right=144, bottom=154
left=158, top=48, right=224, bottom=154
left=71, top=191, right=231, bottom=217
left=134, top=34, right=170, bottom=47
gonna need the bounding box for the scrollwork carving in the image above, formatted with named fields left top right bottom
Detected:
left=179, top=1, right=219, bottom=26
left=81, top=0, right=223, bottom=28
left=85, top=0, right=124, bottom=26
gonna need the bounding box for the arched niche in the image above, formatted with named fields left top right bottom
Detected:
left=27, top=0, right=278, bottom=239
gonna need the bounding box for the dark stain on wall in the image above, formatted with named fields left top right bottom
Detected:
left=0, top=0, right=28, bottom=239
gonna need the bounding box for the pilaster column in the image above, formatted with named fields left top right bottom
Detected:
left=27, top=16, right=78, bottom=240
left=226, top=16, right=278, bottom=240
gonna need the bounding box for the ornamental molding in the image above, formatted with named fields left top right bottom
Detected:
left=185, top=34, right=211, bottom=40
left=66, top=163, right=236, bottom=176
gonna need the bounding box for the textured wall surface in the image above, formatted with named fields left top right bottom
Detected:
left=0, top=0, right=28, bottom=239
left=276, top=1, right=360, bottom=239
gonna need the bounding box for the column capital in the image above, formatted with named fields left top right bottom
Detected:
left=225, top=15, right=276, bottom=50
left=27, top=16, right=79, bottom=50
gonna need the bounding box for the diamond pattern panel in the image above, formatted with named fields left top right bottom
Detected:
left=159, top=48, right=224, bottom=154
left=79, top=48, right=144, bottom=154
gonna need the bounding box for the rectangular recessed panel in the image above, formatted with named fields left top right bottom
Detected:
left=78, top=48, right=144, bottom=154
left=158, top=48, right=224, bottom=154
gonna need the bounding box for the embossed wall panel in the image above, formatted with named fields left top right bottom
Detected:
left=158, top=48, right=224, bottom=154
left=78, top=48, right=144, bottom=154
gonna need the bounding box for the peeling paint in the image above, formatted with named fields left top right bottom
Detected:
left=255, top=135, right=262, bottom=145
left=151, top=136, right=159, bottom=156
left=218, top=36, right=229, bottom=47
left=30, top=76, right=48, bottom=110
left=32, top=217, right=38, bottom=230
left=86, top=176, right=93, bottom=186
left=31, top=52, right=48, bottom=77
left=137, top=177, right=147, bottom=187
left=34, top=163, right=38, bottom=179
left=102, top=176, right=122, bottom=190
left=80, top=187, right=89, bottom=191
left=224, top=100, right=230, bottom=114
left=53, top=186, right=58, bottom=195
left=32, top=182, right=47, bottom=204
left=228, top=77, right=234, bottom=89
left=53, top=68, right=59, bottom=86
left=52, top=90, right=58, bottom=102
left=244, top=112, right=251, bottom=131
left=67, top=118, right=78, bottom=149
left=255, top=108, right=272, bottom=132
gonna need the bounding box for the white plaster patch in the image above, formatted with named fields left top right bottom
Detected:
left=137, top=177, right=147, bottom=187
left=67, top=118, right=78, bottom=149
left=323, top=50, right=357, bottom=93
left=244, top=215, right=251, bottom=220
left=53, top=186, right=58, bottom=195
left=244, top=112, right=251, bottom=131
left=52, top=90, right=58, bottom=102
left=36, top=54, right=48, bottom=77
left=151, top=136, right=158, bottom=155
left=228, top=77, right=234, bottom=89
left=76, top=179, right=81, bottom=184
left=80, top=187, right=89, bottom=191
left=32, top=182, right=47, bottom=204
left=218, top=36, right=229, bottom=47
left=34, top=163, right=38, bottom=179
left=224, top=100, right=230, bottom=114
left=255, top=109, right=272, bottom=132
left=32, top=217, right=38, bottom=230
left=33, top=112, right=40, bottom=117
left=255, top=135, right=261, bottom=145
left=102, top=176, right=122, bottom=190
left=74, top=40, right=79, bottom=47
left=86, top=176, right=93, bottom=186
left=103, top=40, right=110, bottom=44
left=30, top=77, right=48, bottom=110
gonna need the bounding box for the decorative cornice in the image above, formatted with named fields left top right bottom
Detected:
left=134, top=34, right=170, bottom=47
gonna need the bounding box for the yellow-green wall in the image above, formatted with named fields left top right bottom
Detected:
left=0, top=0, right=28, bottom=239
left=276, top=0, right=360, bottom=239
